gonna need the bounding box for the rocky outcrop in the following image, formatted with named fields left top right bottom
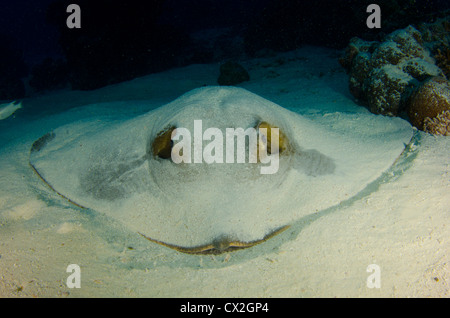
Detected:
left=340, top=23, right=450, bottom=135
left=217, top=61, right=250, bottom=86
left=408, top=77, right=450, bottom=135
left=340, top=26, right=444, bottom=116
left=419, top=17, right=450, bottom=79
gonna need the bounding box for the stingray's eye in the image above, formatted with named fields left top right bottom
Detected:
left=152, top=126, right=176, bottom=159
left=256, top=121, right=289, bottom=155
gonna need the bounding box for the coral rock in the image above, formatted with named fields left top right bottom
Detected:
left=407, top=77, right=450, bottom=134
left=401, top=57, right=444, bottom=82
left=424, top=110, right=450, bottom=136
left=341, top=25, right=446, bottom=117
left=217, top=61, right=250, bottom=86
left=365, top=65, right=416, bottom=116
left=348, top=52, right=372, bottom=101
left=434, top=48, right=450, bottom=79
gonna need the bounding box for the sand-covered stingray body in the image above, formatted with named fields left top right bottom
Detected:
left=29, top=86, right=413, bottom=253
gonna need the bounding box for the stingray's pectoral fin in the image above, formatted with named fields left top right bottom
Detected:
left=29, top=161, right=87, bottom=209
left=29, top=131, right=87, bottom=209
left=139, top=225, right=290, bottom=255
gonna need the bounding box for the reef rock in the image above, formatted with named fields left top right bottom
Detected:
left=419, top=16, right=450, bottom=79
left=340, top=20, right=450, bottom=135
left=408, top=77, right=450, bottom=136
left=364, top=64, right=415, bottom=116
left=340, top=26, right=444, bottom=116
left=217, top=61, right=250, bottom=86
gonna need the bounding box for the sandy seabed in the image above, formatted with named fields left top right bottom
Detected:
left=0, top=47, right=448, bottom=297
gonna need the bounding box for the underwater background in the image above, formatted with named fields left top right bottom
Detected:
left=1, top=0, right=449, bottom=96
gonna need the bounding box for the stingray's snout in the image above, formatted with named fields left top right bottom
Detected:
left=212, top=236, right=233, bottom=252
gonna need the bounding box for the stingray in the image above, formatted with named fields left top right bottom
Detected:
left=29, top=86, right=413, bottom=254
